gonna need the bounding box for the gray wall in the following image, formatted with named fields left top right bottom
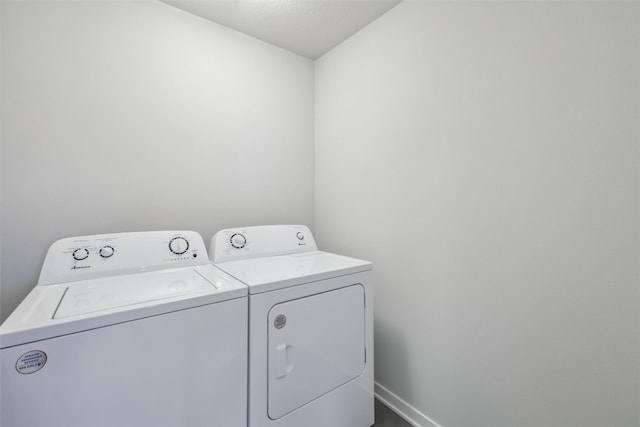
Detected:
left=315, top=2, right=639, bottom=426
left=0, top=0, right=314, bottom=322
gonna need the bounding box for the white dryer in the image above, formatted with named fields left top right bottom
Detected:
left=210, top=225, right=374, bottom=427
left=0, top=231, right=247, bottom=427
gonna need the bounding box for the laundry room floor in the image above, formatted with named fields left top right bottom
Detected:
left=374, top=399, right=412, bottom=427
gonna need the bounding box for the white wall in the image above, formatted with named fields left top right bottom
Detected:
left=0, top=0, right=314, bottom=322
left=316, top=2, right=639, bottom=427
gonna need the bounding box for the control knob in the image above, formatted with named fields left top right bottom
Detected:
left=169, top=237, right=189, bottom=255
left=230, top=233, right=246, bottom=249
left=99, top=245, right=115, bottom=258
left=72, top=248, right=89, bottom=261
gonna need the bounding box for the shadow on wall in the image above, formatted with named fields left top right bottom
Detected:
left=374, top=319, right=412, bottom=398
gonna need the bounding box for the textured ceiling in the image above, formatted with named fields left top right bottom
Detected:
left=159, top=0, right=402, bottom=59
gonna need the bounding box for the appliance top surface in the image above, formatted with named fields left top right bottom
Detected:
left=53, top=265, right=222, bottom=319
left=0, top=264, right=246, bottom=349
left=215, top=250, right=372, bottom=294
left=1, top=231, right=247, bottom=349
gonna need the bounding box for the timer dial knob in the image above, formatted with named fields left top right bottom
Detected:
left=169, top=237, right=189, bottom=255
left=99, top=245, right=115, bottom=258
left=72, top=248, right=89, bottom=261
left=230, top=233, right=246, bottom=249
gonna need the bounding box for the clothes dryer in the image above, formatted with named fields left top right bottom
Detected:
left=0, top=231, right=247, bottom=427
left=210, top=225, right=374, bottom=427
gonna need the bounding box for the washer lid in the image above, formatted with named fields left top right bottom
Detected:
left=0, top=264, right=246, bottom=349
left=215, top=251, right=372, bottom=294
left=54, top=268, right=213, bottom=319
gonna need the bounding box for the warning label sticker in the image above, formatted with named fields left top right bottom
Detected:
left=16, top=350, right=47, bottom=374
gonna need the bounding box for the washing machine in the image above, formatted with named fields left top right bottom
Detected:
left=210, top=225, right=374, bottom=427
left=0, top=231, right=248, bottom=427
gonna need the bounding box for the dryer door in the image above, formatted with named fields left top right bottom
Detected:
left=267, top=284, right=365, bottom=420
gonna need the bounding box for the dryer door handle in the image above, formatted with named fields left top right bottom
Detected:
left=275, top=343, right=294, bottom=378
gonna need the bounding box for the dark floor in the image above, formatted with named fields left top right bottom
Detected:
left=374, top=399, right=412, bottom=427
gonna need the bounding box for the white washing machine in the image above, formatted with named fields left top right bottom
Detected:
left=0, top=231, right=248, bottom=427
left=210, top=225, right=374, bottom=427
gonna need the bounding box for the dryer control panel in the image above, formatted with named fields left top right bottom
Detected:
left=210, top=225, right=318, bottom=263
left=38, top=231, right=207, bottom=285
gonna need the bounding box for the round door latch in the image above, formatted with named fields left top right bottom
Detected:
left=274, top=314, right=287, bottom=329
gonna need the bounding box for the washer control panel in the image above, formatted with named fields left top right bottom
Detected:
left=210, top=225, right=317, bottom=263
left=38, top=231, right=207, bottom=286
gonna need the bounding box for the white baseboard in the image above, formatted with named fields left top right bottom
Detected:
left=374, top=382, right=442, bottom=427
